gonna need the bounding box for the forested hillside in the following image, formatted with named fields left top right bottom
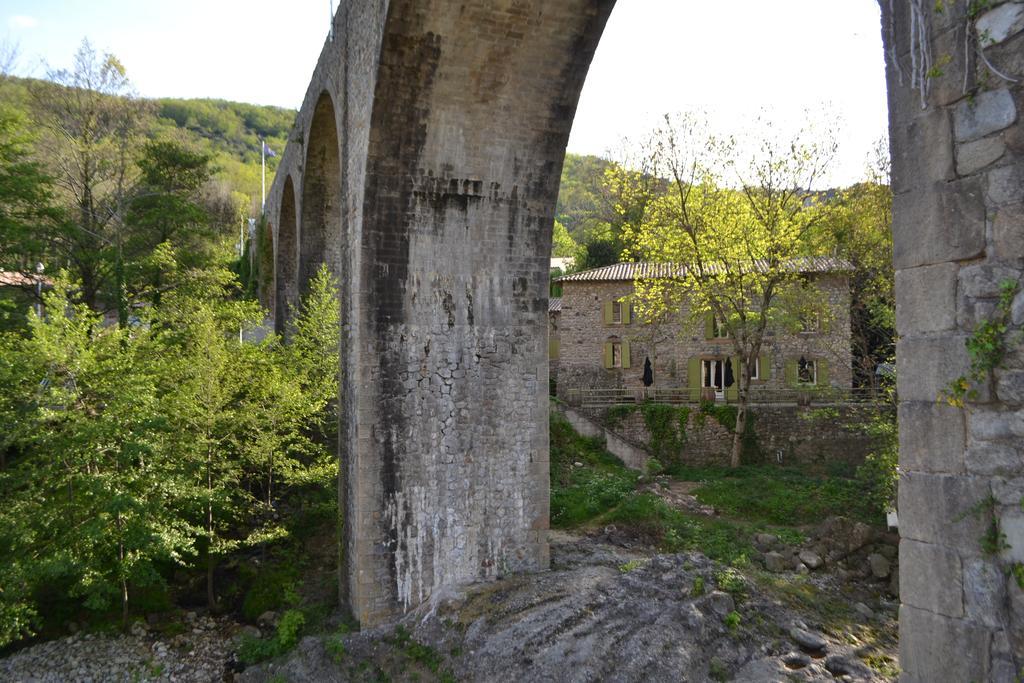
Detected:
left=1, top=75, right=292, bottom=218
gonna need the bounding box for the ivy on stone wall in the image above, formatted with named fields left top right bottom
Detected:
left=942, top=279, right=1021, bottom=407
left=640, top=403, right=690, bottom=466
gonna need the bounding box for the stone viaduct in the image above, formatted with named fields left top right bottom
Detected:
left=262, top=2, right=1023, bottom=679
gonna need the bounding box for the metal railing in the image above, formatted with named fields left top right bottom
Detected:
left=564, top=386, right=885, bottom=409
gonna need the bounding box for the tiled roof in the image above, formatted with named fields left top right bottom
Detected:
left=555, top=257, right=853, bottom=283
left=549, top=297, right=562, bottom=313
left=0, top=271, right=52, bottom=287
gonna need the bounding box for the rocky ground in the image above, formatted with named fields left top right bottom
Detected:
left=242, top=528, right=899, bottom=683
left=0, top=522, right=898, bottom=683
left=0, top=612, right=242, bottom=682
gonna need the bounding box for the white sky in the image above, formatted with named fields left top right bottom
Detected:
left=4, top=1, right=888, bottom=187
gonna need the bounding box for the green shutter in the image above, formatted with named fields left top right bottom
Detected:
left=784, top=359, right=798, bottom=387
left=603, top=301, right=614, bottom=325
left=623, top=301, right=632, bottom=325
left=621, top=340, right=631, bottom=369
left=704, top=313, right=714, bottom=340
left=603, top=342, right=614, bottom=369
left=817, top=359, right=829, bottom=387
left=549, top=337, right=560, bottom=359
left=759, top=353, right=771, bottom=381
left=688, top=357, right=701, bottom=401
left=725, top=356, right=739, bottom=401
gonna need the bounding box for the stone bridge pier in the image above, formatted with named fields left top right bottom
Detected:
left=263, top=1, right=1023, bottom=678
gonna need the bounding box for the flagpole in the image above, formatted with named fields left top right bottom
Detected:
left=261, top=139, right=266, bottom=213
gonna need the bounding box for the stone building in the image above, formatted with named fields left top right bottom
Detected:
left=553, top=260, right=853, bottom=401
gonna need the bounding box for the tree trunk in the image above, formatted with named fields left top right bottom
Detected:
left=206, top=447, right=217, bottom=610
left=206, top=553, right=216, bottom=610
left=729, top=358, right=752, bottom=468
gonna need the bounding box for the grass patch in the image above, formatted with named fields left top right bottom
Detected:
left=237, top=608, right=307, bottom=665
left=550, top=411, right=636, bottom=527
left=600, top=493, right=754, bottom=565
left=667, top=464, right=878, bottom=526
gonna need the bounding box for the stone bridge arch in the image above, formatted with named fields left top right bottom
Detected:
left=274, top=175, right=298, bottom=335
left=263, top=2, right=1024, bottom=677
left=299, top=91, right=343, bottom=297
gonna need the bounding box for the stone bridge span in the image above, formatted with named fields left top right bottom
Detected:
left=263, top=2, right=1024, bottom=679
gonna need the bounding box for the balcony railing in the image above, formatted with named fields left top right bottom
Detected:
left=564, top=386, right=885, bottom=409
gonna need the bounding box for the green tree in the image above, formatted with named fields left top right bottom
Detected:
left=819, top=142, right=894, bottom=390
left=551, top=219, right=578, bottom=259
left=0, top=104, right=58, bottom=272
left=125, top=139, right=216, bottom=306
left=0, top=282, right=193, bottom=629
left=624, top=114, right=839, bottom=467
left=29, top=39, right=150, bottom=313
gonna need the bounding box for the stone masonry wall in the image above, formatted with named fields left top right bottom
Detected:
left=882, top=2, right=1024, bottom=680
left=555, top=275, right=853, bottom=398
left=598, top=404, right=883, bottom=469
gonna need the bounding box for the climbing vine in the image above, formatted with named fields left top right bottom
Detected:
left=942, top=279, right=1021, bottom=407
left=641, top=403, right=689, bottom=466
left=889, top=0, right=1023, bottom=111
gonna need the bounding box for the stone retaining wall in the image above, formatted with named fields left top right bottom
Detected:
left=595, top=403, right=885, bottom=469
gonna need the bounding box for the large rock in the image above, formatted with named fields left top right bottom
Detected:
left=868, top=553, right=892, bottom=579
left=789, top=626, right=828, bottom=654
left=798, top=550, right=823, bottom=570
left=753, top=533, right=779, bottom=552
left=816, top=517, right=876, bottom=559
left=764, top=551, right=788, bottom=573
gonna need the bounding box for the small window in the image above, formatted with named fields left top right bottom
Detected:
left=798, top=356, right=816, bottom=384
left=611, top=343, right=622, bottom=368
left=712, top=315, right=730, bottom=338
left=800, top=312, right=821, bottom=334
left=750, top=356, right=761, bottom=381
left=612, top=301, right=623, bottom=324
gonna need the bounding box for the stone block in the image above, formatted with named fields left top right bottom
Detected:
left=954, top=89, right=1017, bottom=142
left=898, top=401, right=966, bottom=474
left=992, top=203, right=1024, bottom=260
left=959, top=264, right=1023, bottom=298
left=976, top=3, right=1024, bottom=46
left=963, top=558, right=1009, bottom=628
left=1000, top=507, right=1024, bottom=563
left=968, top=406, right=1024, bottom=442
left=996, top=369, right=1024, bottom=405
left=899, top=538, right=964, bottom=618
left=895, top=335, right=970, bottom=402
left=895, top=262, right=959, bottom=334
left=956, top=135, right=1006, bottom=176
left=988, top=163, right=1024, bottom=206
left=893, top=178, right=986, bottom=269
left=899, top=604, right=991, bottom=683
left=965, top=440, right=1024, bottom=477
left=897, top=472, right=990, bottom=553
left=889, top=107, right=955, bottom=194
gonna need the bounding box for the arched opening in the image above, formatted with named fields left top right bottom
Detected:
left=275, top=176, right=297, bottom=335
left=299, top=92, right=342, bottom=299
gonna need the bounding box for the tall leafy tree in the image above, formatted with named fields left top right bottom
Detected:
left=623, top=114, right=839, bottom=467
left=125, top=139, right=216, bottom=306
left=819, top=144, right=894, bottom=389
left=29, top=39, right=150, bottom=313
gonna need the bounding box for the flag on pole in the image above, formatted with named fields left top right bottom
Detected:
left=262, top=140, right=277, bottom=158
